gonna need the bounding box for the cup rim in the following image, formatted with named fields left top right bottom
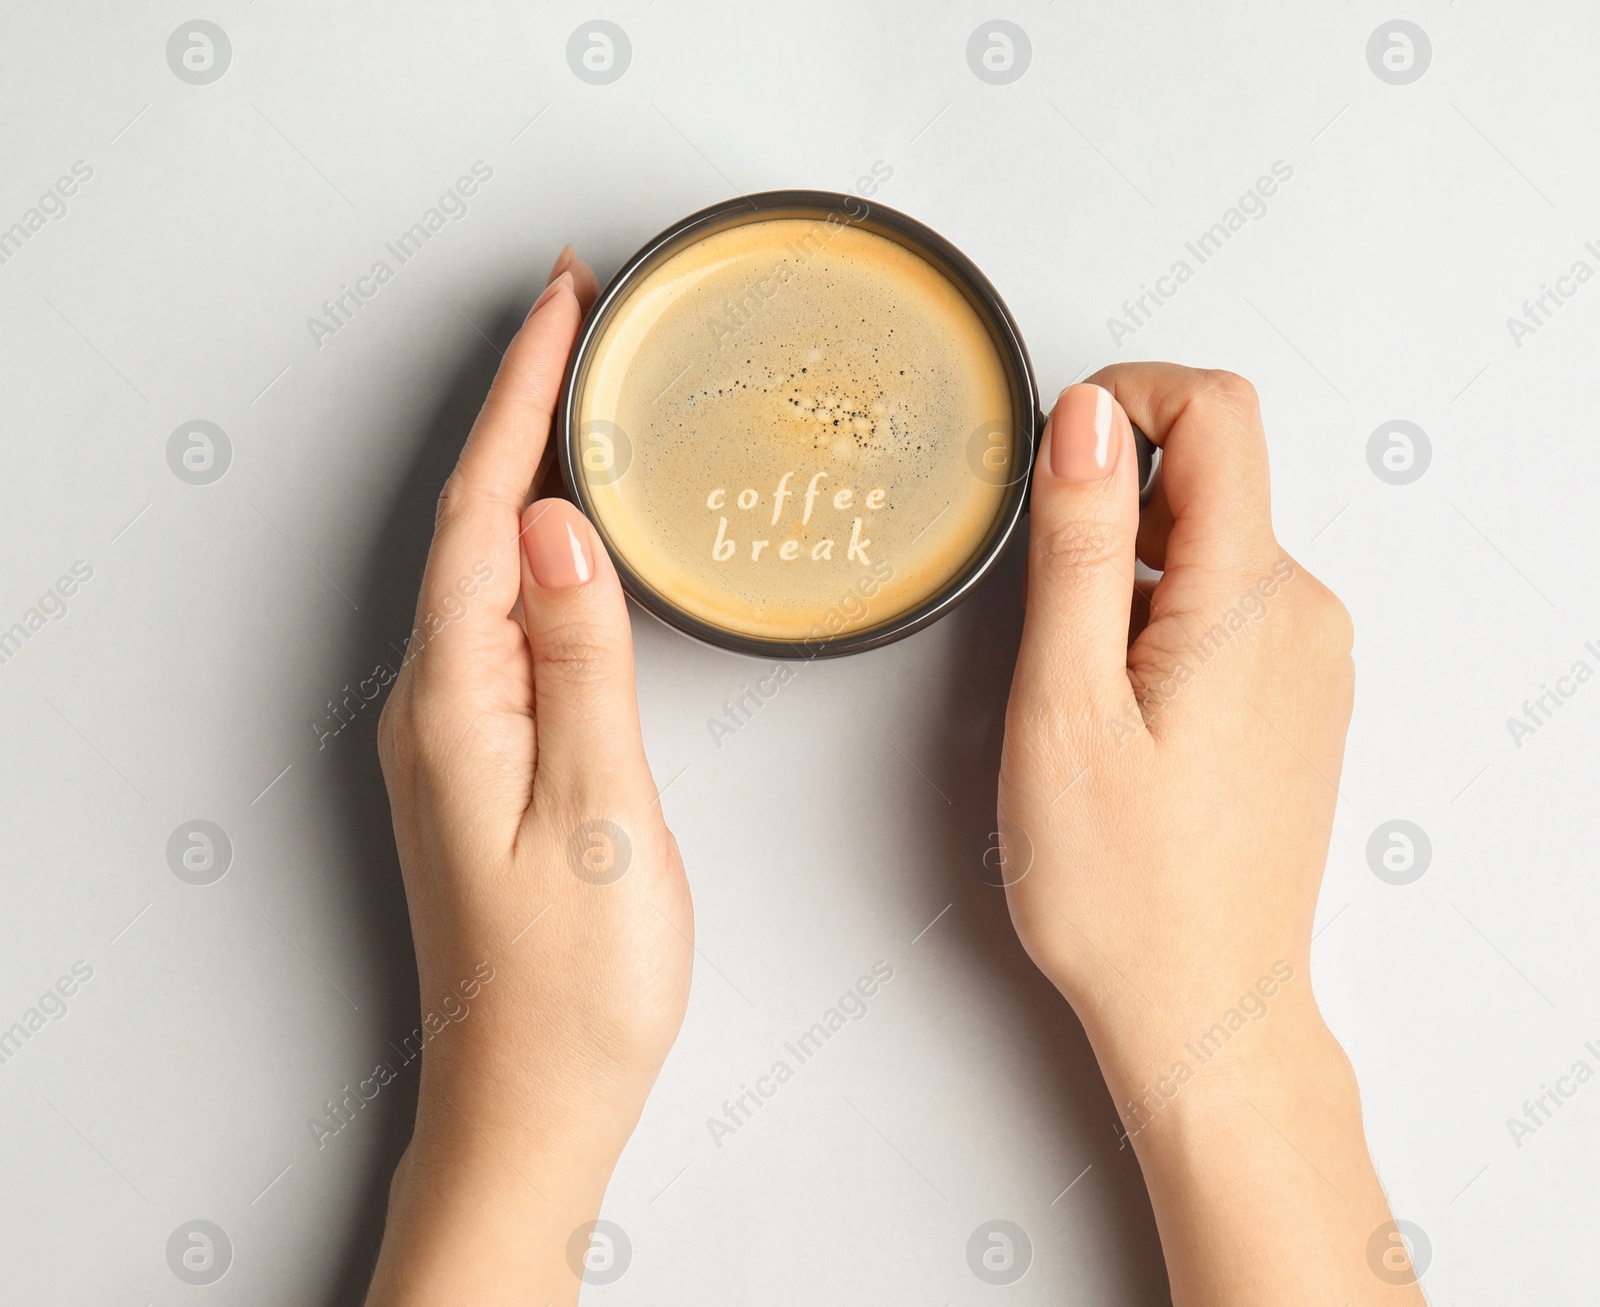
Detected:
left=557, top=188, right=1040, bottom=660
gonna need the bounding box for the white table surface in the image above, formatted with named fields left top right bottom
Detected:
left=2, top=2, right=1597, bottom=1302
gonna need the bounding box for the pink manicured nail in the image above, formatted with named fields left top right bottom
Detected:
left=1050, top=384, right=1122, bottom=481
left=524, top=502, right=594, bottom=588
left=528, top=269, right=574, bottom=319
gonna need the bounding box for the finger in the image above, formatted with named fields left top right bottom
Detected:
left=1086, top=363, right=1276, bottom=579
left=548, top=243, right=602, bottom=312
left=532, top=250, right=601, bottom=503
left=1013, top=383, right=1143, bottom=736
left=413, top=271, right=584, bottom=667
left=526, top=247, right=606, bottom=504
left=1130, top=575, right=1157, bottom=643
left=456, top=271, right=580, bottom=515
left=517, top=498, right=653, bottom=795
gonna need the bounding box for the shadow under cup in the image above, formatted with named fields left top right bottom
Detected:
left=558, top=190, right=1147, bottom=659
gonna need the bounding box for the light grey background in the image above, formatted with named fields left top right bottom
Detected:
left=2, top=1, right=1596, bottom=1302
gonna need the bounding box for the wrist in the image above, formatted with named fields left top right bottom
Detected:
left=364, top=1049, right=645, bottom=1307
left=1058, top=949, right=1315, bottom=1085
left=1072, top=973, right=1352, bottom=1147
left=366, top=1114, right=626, bottom=1307
left=406, top=995, right=661, bottom=1157
left=1085, top=998, right=1363, bottom=1171
left=1083, top=999, right=1416, bottom=1305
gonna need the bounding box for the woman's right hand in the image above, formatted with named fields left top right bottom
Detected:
left=996, top=364, right=1423, bottom=1305
left=364, top=248, right=695, bottom=1307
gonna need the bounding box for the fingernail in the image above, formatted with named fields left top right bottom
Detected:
left=547, top=243, right=577, bottom=282
left=524, top=503, right=594, bottom=589
left=1049, top=384, right=1122, bottom=482
left=528, top=270, right=574, bottom=319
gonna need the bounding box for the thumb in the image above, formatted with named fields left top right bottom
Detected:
left=518, top=498, right=653, bottom=794
left=1014, top=383, right=1142, bottom=742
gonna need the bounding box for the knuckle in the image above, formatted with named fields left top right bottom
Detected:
left=435, top=471, right=466, bottom=528
left=1295, top=580, right=1355, bottom=661
left=1204, top=369, right=1260, bottom=410
left=534, top=624, right=618, bottom=686
left=376, top=694, right=412, bottom=771
left=1034, top=516, right=1125, bottom=577
left=378, top=682, right=461, bottom=775
left=1316, top=592, right=1356, bottom=657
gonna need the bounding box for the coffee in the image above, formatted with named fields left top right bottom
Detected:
left=571, top=209, right=1022, bottom=649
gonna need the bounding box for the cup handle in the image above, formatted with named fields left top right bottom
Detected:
left=1032, top=410, right=1162, bottom=507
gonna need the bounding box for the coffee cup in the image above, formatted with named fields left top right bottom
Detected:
left=558, top=190, right=1158, bottom=658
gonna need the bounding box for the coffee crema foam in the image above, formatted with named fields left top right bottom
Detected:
left=576, top=216, right=1015, bottom=643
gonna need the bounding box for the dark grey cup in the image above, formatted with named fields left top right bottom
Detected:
left=557, top=189, right=1158, bottom=659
